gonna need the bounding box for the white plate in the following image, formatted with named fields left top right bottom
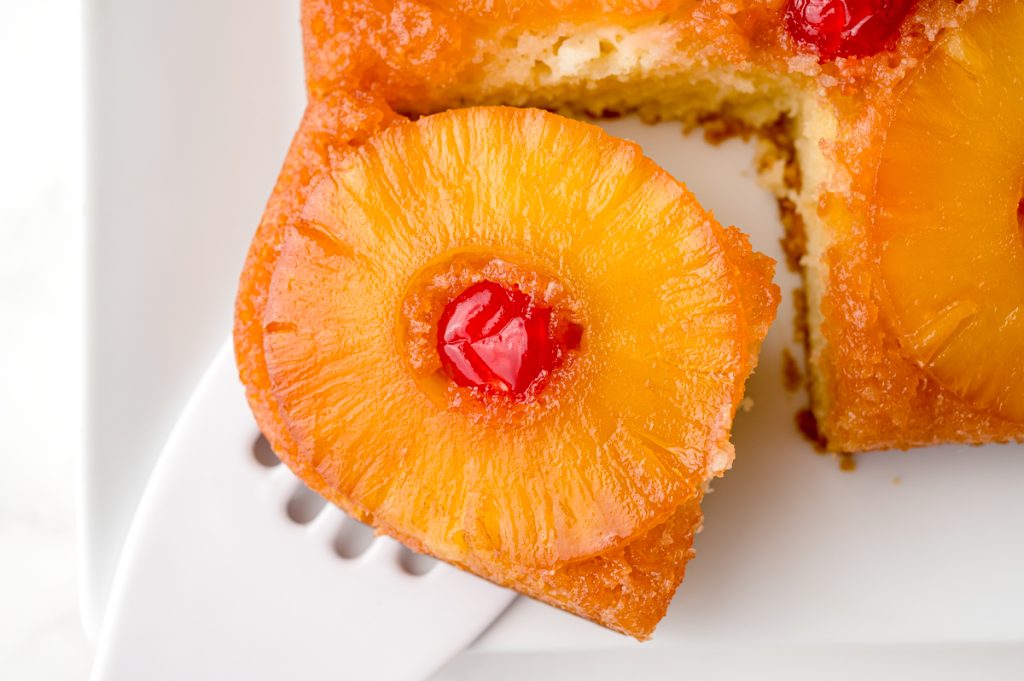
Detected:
left=86, top=1, right=1024, bottom=676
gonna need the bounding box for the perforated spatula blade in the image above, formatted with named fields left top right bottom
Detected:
left=89, top=341, right=516, bottom=681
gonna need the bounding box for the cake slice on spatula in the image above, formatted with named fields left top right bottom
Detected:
left=236, top=105, right=779, bottom=638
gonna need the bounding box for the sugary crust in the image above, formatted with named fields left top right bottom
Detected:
left=818, top=232, right=1022, bottom=451
left=715, top=223, right=780, bottom=373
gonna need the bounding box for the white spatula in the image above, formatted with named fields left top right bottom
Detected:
left=89, top=340, right=516, bottom=681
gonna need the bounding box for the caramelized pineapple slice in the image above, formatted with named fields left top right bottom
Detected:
left=259, top=107, right=778, bottom=572
left=873, top=0, right=1024, bottom=423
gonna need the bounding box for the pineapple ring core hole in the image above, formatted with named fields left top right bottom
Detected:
left=398, top=249, right=585, bottom=406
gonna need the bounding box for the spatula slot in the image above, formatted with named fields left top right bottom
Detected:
left=398, top=547, right=438, bottom=576
left=251, top=434, right=280, bottom=468
left=286, top=483, right=327, bottom=524
left=333, top=518, right=376, bottom=559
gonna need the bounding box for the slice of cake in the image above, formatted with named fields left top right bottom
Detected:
left=236, top=105, right=778, bottom=637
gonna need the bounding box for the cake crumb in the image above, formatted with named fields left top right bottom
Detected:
left=838, top=452, right=856, bottom=472
left=782, top=348, right=802, bottom=393
left=892, top=476, right=902, bottom=485
left=792, top=287, right=809, bottom=349
left=777, top=197, right=808, bottom=273
left=699, top=115, right=754, bottom=145
left=795, top=408, right=827, bottom=452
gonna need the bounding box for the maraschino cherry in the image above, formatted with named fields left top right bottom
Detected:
left=785, top=0, right=915, bottom=60
left=437, top=280, right=580, bottom=397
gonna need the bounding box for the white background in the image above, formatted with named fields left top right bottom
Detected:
left=0, top=0, right=93, bottom=678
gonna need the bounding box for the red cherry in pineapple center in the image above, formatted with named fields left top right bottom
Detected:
left=437, top=280, right=581, bottom=397
left=785, top=0, right=915, bottom=60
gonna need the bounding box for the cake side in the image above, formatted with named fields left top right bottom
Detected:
left=809, top=0, right=1024, bottom=451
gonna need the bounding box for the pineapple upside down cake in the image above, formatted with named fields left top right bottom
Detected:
left=235, top=0, right=1024, bottom=637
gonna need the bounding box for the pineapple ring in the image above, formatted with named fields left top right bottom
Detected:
left=260, top=106, right=758, bottom=569
left=873, top=0, right=1024, bottom=424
